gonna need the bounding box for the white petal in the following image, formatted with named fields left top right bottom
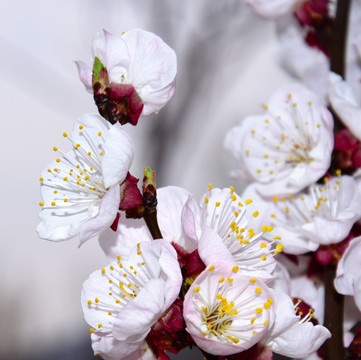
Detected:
left=92, top=29, right=130, bottom=83
left=329, top=72, right=361, bottom=141
left=122, top=29, right=177, bottom=115
left=102, top=123, right=134, bottom=188
left=265, top=290, right=331, bottom=358
left=79, top=185, right=120, bottom=246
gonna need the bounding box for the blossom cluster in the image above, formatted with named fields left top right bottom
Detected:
left=37, top=3, right=361, bottom=358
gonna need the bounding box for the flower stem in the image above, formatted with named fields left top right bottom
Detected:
left=323, top=264, right=345, bottom=360
left=143, top=207, right=163, bottom=239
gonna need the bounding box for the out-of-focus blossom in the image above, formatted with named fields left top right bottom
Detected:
left=197, top=186, right=281, bottom=279
left=99, top=186, right=200, bottom=260
left=245, top=0, right=299, bottom=19
left=81, top=240, right=182, bottom=360
left=183, top=262, right=331, bottom=357
left=335, top=236, right=361, bottom=312
left=37, top=114, right=134, bottom=246
left=262, top=176, right=361, bottom=254
left=224, top=84, right=334, bottom=197
left=76, top=29, right=177, bottom=119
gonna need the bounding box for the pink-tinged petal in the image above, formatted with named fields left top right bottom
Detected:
left=264, top=290, right=331, bottom=358
left=157, top=186, right=200, bottom=252
left=122, top=29, right=177, bottom=115
left=329, top=72, right=361, bottom=141
left=90, top=333, right=140, bottom=360
left=92, top=29, right=130, bottom=83
left=335, top=236, right=361, bottom=297
left=113, top=278, right=165, bottom=342
left=102, top=123, right=134, bottom=188
left=198, top=225, right=235, bottom=266
left=181, top=198, right=201, bottom=250
left=245, top=0, right=298, bottom=19
left=75, top=60, right=92, bottom=92
left=79, top=185, right=120, bottom=246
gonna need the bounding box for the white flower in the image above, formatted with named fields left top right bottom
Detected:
left=183, top=262, right=331, bottom=357
left=224, top=84, right=334, bottom=197
left=329, top=72, right=361, bottom=141
left=82, top=240, right=182, bottom=360
left=37, top=114, right=134, bottom=245
left=99, top=186, right=200, bottom=260
left=76, top=29, right=177, bottom=117
left=335, top=236, right=361, bottom=312
left=196, top=186, right=281, bottom=279
left=265, top=175, right=361, bottom=254
left=183, top=262, right=276, bottom=355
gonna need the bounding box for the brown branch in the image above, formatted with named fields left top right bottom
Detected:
left=323, top=265, right=345, bottom=360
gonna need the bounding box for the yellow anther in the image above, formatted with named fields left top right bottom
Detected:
left=39, top=201, right=44, bottom=206
left=119, top=264, right=123, bottom=269
left=245, top=149, right=250, bottom=155
left=267, top=298, right=273, bottom=304
left=101, top=268, right=106, bottom=274
left=110, top=266, right=114, bottom=271
left=64, top=198, right=68, bottom=203
left=267, top=226, right=273, bottom=232
left=137, top=251, right=142, bottom=255
left=117, top=256, right=121, bottom=261
left=216, top=294, right=222, bottom=300
left=230, top=186, right=235, bottom=193
left=285, top=207, right=290, bottom=214
left=39, top=177, right=44, bottom=182
left=260, top=242, right=267, bottom=248
left=56, top=158, right=61, bottom=163
left=108, top=312, right=112, bottom=316
left=251, top=317, right=256, bottom=324
left=249, top=278, right=256, bottom=283
left=273, top=196, right=278, bottom=202
left=205, top=196, right=209, bottom=204
left=88, top=151, right=92, bottom=156
left=109, top=280, right=113, bottom=284
left=87, top=300, right=92, bottom=305
left=273, top=236, right=281, bottom=240
left=194, top=286, right=200, bottom=293
left=218, top=277, right=225, bottom=283
left=324, top=177, right=329, bottom=183
left=227, top=277, right=233, bottom=283
left=264, top=320, right=269, bottom=326
left=79, top=125, right=84, bottom=129
left=261, top=225, right=267, bottom=232
left=245, top=199, right=253, bottom=205
left=251, top=129, right=256, bottom=135
left=232, top=266, right=239, bottom=273
left=98, top=324, right=102, bottom=329
left=264, top=154, right=269, bottom=159
left=260, top=255, right=267, bottom=261
left=63, top=132, right=68, bottom=137
left=51, top=201, right=56, bottom=206
left=208, top=265, right=215, bottom=271
left=98, top=132, right=102, bottom=136
left=253, top=211, right=259, bottom=218
left=256, top=308, right=263, bottom=314
left=63, top=177, right=68, bottom=181
left=270, top=214, right=276, bottom=218
left=257, top=169, right=262, bottom=174
left=100, top=152, right=104, bottom=156
left=231, top=195, right=237, bottom=201
left=53, top=146, right=58, bottom=151
left=264, top=302, right=271, bottom=309
left=263, top=103, right=268, bottom=110
left=215, top=202, right=220, bottom=207
left=84, top=175, right=89, bottom=180
left=255, top=288, right=262, bottom=294
left=208, top=183, right=213, bottom=191
left=234, top=211, right=239, bottom=217
left=335, top=169, right=341, bottom=176
left=89, top=328, right=94, bottom=333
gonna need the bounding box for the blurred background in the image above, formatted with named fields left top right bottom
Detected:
left=0, top=0, right=292, bottom=358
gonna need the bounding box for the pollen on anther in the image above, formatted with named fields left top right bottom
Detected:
left=208, top=265, right=215, bottom=271
left=39, top=202, right=44, bottom=206
left=245, top=199, right=252, bottom=205
left=89, top=328, right=94, bottom=334
left=100, top=152, right=104, bottom=156
left=53, top=146, right=58, bottom=151
left=253, top=211, right=259, bottom=217
left=256, top=308, right=263, bottom=314
left=56, top=158, right=61, bottom=163
left=232, top=266, right=239, bottom=273
left=215, top=202, right=220, bottom=207
left=64, top=198, right=68, bottom=203
left=227, top=277, right=233, bottom=283
left=230, top=186, right=235, bottom=193
left=87, top=300, right=92, bottom=305
left=98, top=324, right=102, bottom=329
left=208, top=183, right=213, bottom=191
left=255, top=288, right=262, bottom=294
left=95, top=298, right=99, bottom=303
left=101, top=268, right=106, bottom=274
left=260, top=255, right=267, bottom=261
left=98, top=132, right=102, bottom=136
left=194, top=286, right=200, bottom=293
left=63, top=132, right=68, bottom=137
left=249, top=278, right=256, bottom=283
left=51, top=201, right=56, bottom=206
left=117, top=256, right=121, bottom=261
